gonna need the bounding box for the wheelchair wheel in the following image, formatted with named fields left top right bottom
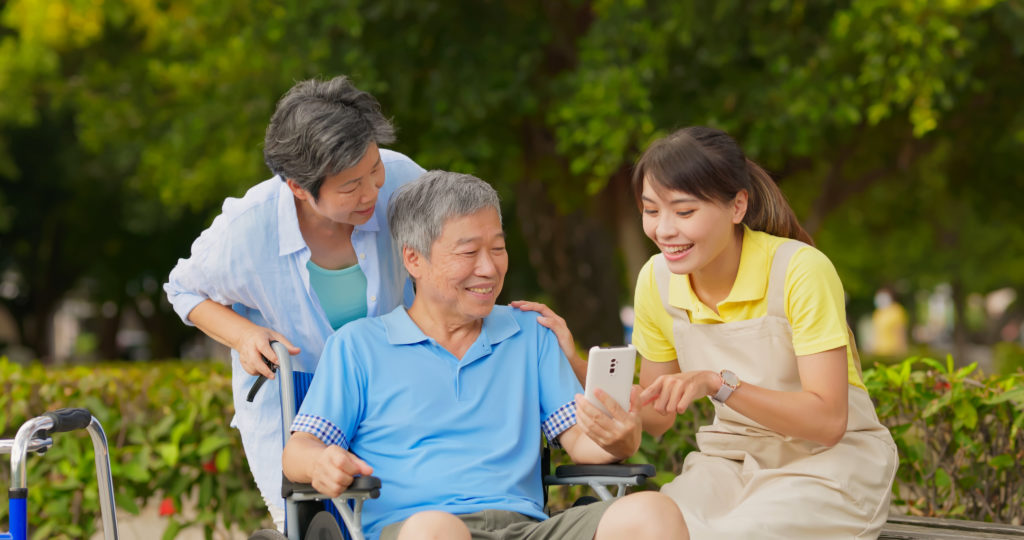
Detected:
left=572, top=495, right=601, bottom=507
left=248, top=529, right=287, bottom=539
left=306, top=510, right=346, bottom=539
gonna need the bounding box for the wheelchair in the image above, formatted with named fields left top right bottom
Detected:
left=1, top=408, right=119, bottom=540
left=246, top=342, right=656, bottom=540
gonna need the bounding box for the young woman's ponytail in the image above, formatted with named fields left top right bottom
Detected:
left=744, top=159, right=814, bottom=246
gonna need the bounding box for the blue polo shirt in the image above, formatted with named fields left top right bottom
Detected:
left=292, top=305, right=581, bottom=540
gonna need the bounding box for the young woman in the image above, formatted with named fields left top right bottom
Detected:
left=625, top=126, right=897, bottom=538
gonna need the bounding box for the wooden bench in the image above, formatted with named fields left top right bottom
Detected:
left=881, top=515, right=1024, bottom=539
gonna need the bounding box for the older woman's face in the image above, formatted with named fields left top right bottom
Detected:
left=410, top=207, right=508, bottom=324
left=291, top=142, right=385, bottom=227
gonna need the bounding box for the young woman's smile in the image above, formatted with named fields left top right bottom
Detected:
left=640, top=177, right=746, bottom=283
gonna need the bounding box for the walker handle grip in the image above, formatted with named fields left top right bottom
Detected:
left=43, top=408, right=93, bottom=433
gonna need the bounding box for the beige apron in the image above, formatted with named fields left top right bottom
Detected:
left=654, top=241, right=898, bottom=540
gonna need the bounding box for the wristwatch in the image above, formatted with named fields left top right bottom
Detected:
left=711, top=369, right=740, bottom=403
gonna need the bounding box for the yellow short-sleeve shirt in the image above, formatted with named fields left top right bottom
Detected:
left=632, top=227, right=866, bottom=390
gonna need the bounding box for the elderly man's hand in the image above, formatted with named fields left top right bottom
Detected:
left=574, top=386, right=643, bottom=461
left=310, top=446, right=374, bottom=498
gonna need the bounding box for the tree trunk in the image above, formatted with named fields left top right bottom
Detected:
left=514, top=177, right=624, bottom=348
left=604, top=166, right=653, bottom=294
left=97, top=302, right=121, bottom=361
left=951, top=278, right=969, bottom=366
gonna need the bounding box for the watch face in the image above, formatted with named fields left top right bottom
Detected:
left=722, top=370, right=739, bottom=387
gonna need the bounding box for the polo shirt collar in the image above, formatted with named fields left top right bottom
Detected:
left=382, top=306, right=521, bottom=346
left=276, top=178, right=307, bottom=256
left=668, top=225, right=770, bottom=309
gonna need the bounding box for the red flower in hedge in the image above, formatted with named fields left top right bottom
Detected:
left=159, top=497, right=175, bottom=516
left=934, top=380, right=951, bottom=392
left=203, top=459, right=218, bottom=474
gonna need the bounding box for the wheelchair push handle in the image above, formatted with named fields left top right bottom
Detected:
left=41, top=408, right=93, bottom=435
left=246, top=341, right=290, bottom=402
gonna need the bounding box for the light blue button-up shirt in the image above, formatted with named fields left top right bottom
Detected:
left=164, top=149, right=424, bottom=508
left=292, top=306, right=582, bottom=540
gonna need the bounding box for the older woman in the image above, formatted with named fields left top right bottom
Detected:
left=164, top=76, right=425, bottom=527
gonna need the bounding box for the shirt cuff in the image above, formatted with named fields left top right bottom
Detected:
left=165, top=290, right=205, bottom=326
left=291, top=414, right=349, bottom=449
left=542, top=401, right=578, bottom=448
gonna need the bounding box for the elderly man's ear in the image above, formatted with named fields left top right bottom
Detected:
left=402, top=245, right=424, bottom=280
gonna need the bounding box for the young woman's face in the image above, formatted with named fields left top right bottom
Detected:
left=640, top=177, right=747, bottom=277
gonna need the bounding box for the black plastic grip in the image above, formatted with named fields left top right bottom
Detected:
left=282, top=475, right=381, bottom=499
left=42, top=408, right=92, bottom=434
left=554, top=463, right=655, bottom=479
left=246, top=351, right=279, bottom=402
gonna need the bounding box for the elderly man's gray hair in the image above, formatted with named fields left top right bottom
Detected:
left=388, top=170, right=502, bottom=257
left=263, top=76, right=395, bottom=200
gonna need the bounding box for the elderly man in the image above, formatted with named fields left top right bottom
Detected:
left=283, top=171, right=687, bottom=540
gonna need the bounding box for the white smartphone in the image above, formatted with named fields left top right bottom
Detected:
left=584, top=344, right=637, bottom=415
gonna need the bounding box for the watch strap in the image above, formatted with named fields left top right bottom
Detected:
left=712, top=380, right=734, bottom=403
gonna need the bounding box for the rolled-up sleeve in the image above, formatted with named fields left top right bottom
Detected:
left=164, top=211, right=244, bottom=325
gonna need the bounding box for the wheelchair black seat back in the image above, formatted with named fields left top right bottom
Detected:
left=246, top=341, right=654, bottom=540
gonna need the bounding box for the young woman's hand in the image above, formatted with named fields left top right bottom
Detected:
left=510, top=300, right=586, bottom=384
left=639, top=370, right=721, bottom=415
left=575, top=387, right=643, bottom=461
left=510, top=300, right=576, bottom=357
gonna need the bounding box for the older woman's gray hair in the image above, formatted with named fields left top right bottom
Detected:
left=388, top=170, right=502, bottom=257
left=263, top=75, right=395, bottom=200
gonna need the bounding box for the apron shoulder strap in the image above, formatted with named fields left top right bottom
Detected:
left=766, top=240, right=808, bottom=318
left=652, top=254, right=691, bottom=323
left=765, top=240, right=866, bottom=378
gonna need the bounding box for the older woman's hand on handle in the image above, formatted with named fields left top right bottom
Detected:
left=510, top=300, right=587, bottom=385
left=188, top=299, right=301, bottom=379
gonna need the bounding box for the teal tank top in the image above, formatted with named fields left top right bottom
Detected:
left=306, top=260, right=369, bottom=331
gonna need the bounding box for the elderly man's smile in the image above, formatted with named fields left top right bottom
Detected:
left=466, top=285, right=496, bottom=297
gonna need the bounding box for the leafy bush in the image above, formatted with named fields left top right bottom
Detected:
left=868, top=356, right=1024, bottom=522
left=0, top=357, right=266, bottom=539
left=994, top=341, right=1024, bottom=375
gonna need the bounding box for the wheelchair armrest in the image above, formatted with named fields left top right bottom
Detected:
left=282, top=475, right=381, bottom=500
left=553, top=463, right=655, bottom=480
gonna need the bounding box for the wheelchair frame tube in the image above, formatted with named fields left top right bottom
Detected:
left=275, top=341, right=303, bottom=540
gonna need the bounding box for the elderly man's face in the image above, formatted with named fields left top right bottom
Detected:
left=412, top=207, right=507, bottom=324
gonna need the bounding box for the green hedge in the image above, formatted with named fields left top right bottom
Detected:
left=4, top=355, right=1024, bottom=538
left=0, top=358, right=266, bottom=539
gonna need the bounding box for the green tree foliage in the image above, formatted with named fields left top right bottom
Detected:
left=0, top=0, right=1021, bottom=359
